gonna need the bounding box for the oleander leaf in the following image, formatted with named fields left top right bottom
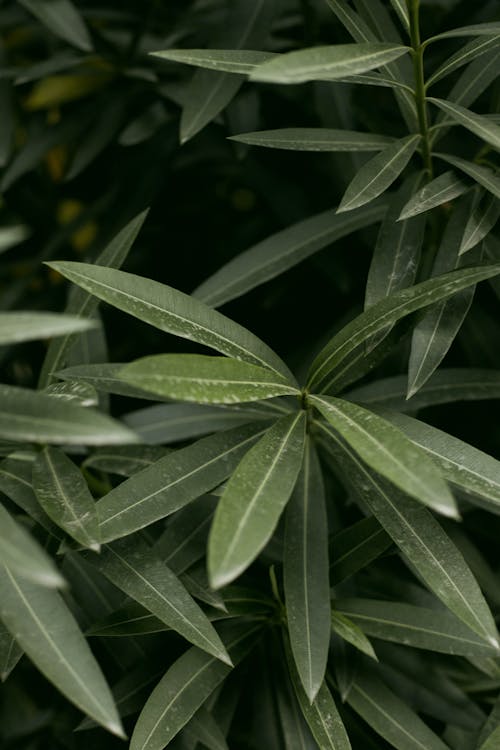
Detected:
left=309, top=395, right=458, bottom=518
left=331, top=610, right=378, bottom=660
left=389, top=0, right=410, bottom=32
left=193, top=201, right=386, bottom=308
left=480, top=726, right=500, bottom=750
left=43, top=379, right=98, bottom=407
left=427, top=35, right=500, bottom=87
left=330, top=517, right=392, bottom=585
left=88, top=537, right=230, bottom=664
left=208, top=412, right=306, bottom=589
left=83, top=445, right=170, bottom=477
left=284, top=439, right=331, bottom=702
left=183, top=706, right=229, bottom=750
left=57, top=363, right=170, bottom=400
left=151, top=49, right=275, bottom=75
left=307, top=264, right=500, bottom=394
left=429, top=98, right=500, bottom=151
left=436, top=154, right=500, bottom=200
left=96, top=423, right=267, bottom=542
left=0, top=624, right=23, bottom=682
left=120, top=354, right=299, bottom=404
left=460, top=192, right=500, bottom=255
left=45, top=263, right=294, bottom=382
left=316, top=420, right=500, bottom=646
left=0, top=565, right=124, bottom=736
left=398, top=171, right=468, bottom=220
left=0, top=384, right=138, bottom=445
left=229, top=128, right=393, bottom=152
left=32, top=447, right=100, bottom=551
left=426, top=23, right=500, bottom=45
left=0, top=313, right=96, bottom=345
left=18, top=0, right=92, bottom=52
left=0, top=503, right=64, bottom=587
left=337, top=135, right=420, bottom=213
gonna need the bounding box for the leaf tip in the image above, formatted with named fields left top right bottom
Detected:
left=107, top=720, right=127, bottom=740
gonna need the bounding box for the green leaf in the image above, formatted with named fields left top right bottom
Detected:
left=0, top=565, right=124, bottom=736
left=398, top=171, right=468, bottom=220
left=330, top=517, right=392, bottom=585
left=120, top=354, right=299, bottom=404
left=460, top=192, right=500, bottom=255
left=229, top=128, right=393, bottom=151
left=0, top=384, right=138, bottom=445
left=389, top=0, right=409, bottom=32
left=425, top=23, right=500, bottom=45
left=0, top=623, right=23, bottom=682
left=316, top=420, right=500, bottom=647
left=309, top=396, right=458, bottom=518
left=88, top=537, right=230, bottom=664
left=480, top=726, right=500, bottom=750
left=0, top=312, right=96, bottom=345
left=331, top=610, right=378, bottom=660
left=153, top=495, right=217, bottom=575
left=378, top=410, right=500, bottom=516
left=83, top=445, right=170, bottom=477
left=284, top=439, right=331, bottom=702
left=429, top=98, right=500, bottom=151
left=56, top=362, right=168, bottom=400
left=336, top=598, right=498, bottom=658
left=193, top=201, right=386, bottom=308
left=183, top=707, right=229, bottom=750
left=436, top=154, right=500, bottom=200
left=130, top=622, right=262, bottom=750
left=45, top=262, right=294, bottom=382
left=18, top=0, right=92, bottom=52
left=250, top=43, right=409, bottom=84
left=39, top=210, right=148, bottom=387
left=43, top=379, right=98, bottom=407
left=307, top=264, right=500, bottom=394
left=337, top=135, right=420, bottom=213
left=345, top=368, right=500, bottom=411
left=427, top=35, right=500, bottom=87
left=151, top=49, right=275, bottom=75
left=32, top=447, right=100, bottom=551
left=0, top=457, right=56, bottom=533
left=0, top=503, right=64, bottom=587
left=347, top=666, right=449, bottom=750
left=208, top=412, right=306, bottom=589
left=97, top=423, right=267, bottom=542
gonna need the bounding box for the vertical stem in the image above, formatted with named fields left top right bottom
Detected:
left=409, top=0, right=433, bottom=179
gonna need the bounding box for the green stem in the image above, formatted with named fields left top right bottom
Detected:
left=409, top=0, right=433, bottom=179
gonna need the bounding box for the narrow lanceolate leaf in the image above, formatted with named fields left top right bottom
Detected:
left=130, top=622, right=262, bottom=750
left=284, top=635, right=352, bottom=750
left=284, top=439, right=331, bottom=703
left=378, top=410, right=500, bottom=516
left=429, top=98, right=500, bottom=151
left=46, top=263, right=294, bottom=382
left=427, top=35, right=500, bottom=87
left=0, top=503, right=64, bottom=587
left=437, top=154, right=500, bottom=200
left=44, top=379, right=98, bottom=407
left=481, top=726, right=500, bottom=750
left=83, top=445, right=170, bottom=477
left=151, top=49, right=275, bottom=75
left=317, top=420, right=500, bottom=647
left=337, top=135, right=420, bottom=213
left=460, top=192, right=500, bottom=255
left=347, top=666, right=449, bottom=750
left=398, top=171, right=468, bottom=221
left=229, top=128, right=392, bottom=152
left=0, top=566, right=124, bottom=737
left=208, top=412, right=306, bottom=589
left=120, top=354, right=299, bottom=404
left=184, top=707, right=229, bottom=750
left=40, top=210, right=148, bottom=387
left=0, top=624, right=23, bottom=682
left=330, top=517, right=392, bottom=585
left=57, top=363, right=168, bottom=400
left=97, top=423, right=266, bottom=542
left=32, top=447, right=100, bottom=551
left=425, top=23, right=500, bottom=45
left=0, top=384, right=138, bottom=445
left=0, top=313, right=95, bottom=345
left=331, top=611, right=377, bottom=660
left=309, top=396, right=458, bottom=518
left=89, top=537, right=230, bottom=664
left=193, top=202, right=386, bottom=308
left=335, top=598, right=499, bottom=658
left=389, top=0, right=409, bottom=32
left=18, top=0, right=92, bottom=52
left=307, top=264, right=500, bottom=394
left=249, top=43, right=409, bottom=84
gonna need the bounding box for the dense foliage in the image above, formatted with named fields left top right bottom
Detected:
left=1, top=1, right=500, bottom=748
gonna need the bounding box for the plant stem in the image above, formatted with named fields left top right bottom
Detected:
left=409, top=0, right=433, bottom=179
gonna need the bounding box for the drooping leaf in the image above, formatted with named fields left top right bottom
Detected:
left=88, top=537, right=230, bottom=664
left=97, top=423, right=267, bottom=542
left=229, top=128, right=393, bottom=152
left=208, top=412, right=306, bottom=589
left=398, top=171, right=468, bottom=220
left=316, top=420, right=500, bottom=647
left=460, top=192, right=500, bottom=255
left=309, top=395, right=458, bottom=518
left=250, top=43, right=409, bottom=84
left=330, top=517, right=392, bottom=585
left=337, top=135, right=420, bottom=213
left=193, top=201, right=386, bottom=308
left=331, top=610, right=378, bottom=660
left=119, top=354, right=299, bottom=404
left=45, top=262, right=294, bottom=382
left=18, top=0, right=92, bottom=52
left=307, top=264, right=500, bottom=394
left=0, top=312, right=96, bottom=345
left=427, top=35, right=500, bottom=87
left=335, top=598, right=498, bottom=658
left=429, top=98, right=500, bottom=151
left=0, top=384, right=138, bottom=445
left=425, top=23, right=500, bottom=45
left=151, top=49, right=275, bottom=75
left=284, top=439, right=331, bottom=702
left=0, top=503, right=64, bottom=587
left=0, top=565, right=124, bottom=736
left=437, top=154, right=500, bottom=200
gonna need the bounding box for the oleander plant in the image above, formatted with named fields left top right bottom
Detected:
left=1, top=0, right=500, bottom=748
